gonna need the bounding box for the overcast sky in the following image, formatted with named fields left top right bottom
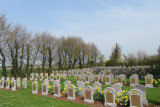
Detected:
left=0, top=0, right=160, bottom=59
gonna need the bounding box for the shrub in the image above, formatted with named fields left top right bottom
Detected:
left=75, top=86, right=81, bottom=96
left=116, top=90, right=129, bottom=106
left=60, top=77, right=65, bottom=82
left=99, top=77, right=103, bottom=83
left=48, top=85, right=54, bottom=95
left=152, top=79, right=160, bottom=87
left=20, top=81, right=24, bottom=89
left=93, top=87, right=104, bottom=101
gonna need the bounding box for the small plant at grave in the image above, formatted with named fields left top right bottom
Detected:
left=93, top=87, right=104, bottom=101
left=20, top=81, right=24, bottom=89
left=123, top=78, right=126, bottom=84
left=99, top=77, right=103, bottom=83
left=62, top=86, right=67, bottom=97
left=10, top=81, right=12, bottom=88
left=115, top=79, right=117, bottom=83
left=152, top=79, right=160, bottom=87
left=48, top=85, right=54, bottom=95
left=75, top=86, right=81, bottom=96
left=60, top=77, right=65, bottom=82
left=116, top=89, right=129, bottom=106
left=87, top=72, right=90, bottom=75
left=54, top=75, right=56, bottom=80
left=74, top=76, right=76, bottom=82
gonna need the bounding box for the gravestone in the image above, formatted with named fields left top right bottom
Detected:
left=111, top=83, right=121, bottom=98
left=42, top=82, right=48, bottom=95
left=84, top=86, right=94, bottom=103
left=63, top=71, right=67, bottom=74
left=56, top=74, right=61, bottom=82
left=32, top=81, right=38, bottom=94
left=105, top=74, right=114, bottom=85
left=130, top=74, right=139, bottom=87
left=59, top=70, right=62, bottom=74
left=104, top=87, right=116, bottom=107
left=16, top=78, right=20, bottom=88
left=54, top=82, right=61, bottom=97
left=23, top=78, right=27, bottom=88
left=67, top=84, right=76, bottom=100
left=85, top=75, right=89, bottom=84
left=11, top=80, right=16, bottom=91
left=34, top=73, right=39, bottom=81
left=94, top=75, right=99, bottom=83
left=30, top=73, right=34, bottom=80
left=68, top=70, right=72, bottom=76
left=44, top=73, right=48, bottom=80
left=129, top=89, right=143, bottom=107
left=117, top=74, right=125, bottom=86
left=0, top=78, right=5, bottom=88
left=55, top=71, right=58, bottom=75
left=93, top=82, right=101, bottom=92
left=89, top=74, right=94, bottom=83
left=64, top=80, right=71, bottom=93
left=44, top=79, right=49, bottom=85
left=50, top=73, right=54, bottom=81
left=39, top=73, right=43, bottom=81
left=134, top=85, right=148, bottom=105
left=76, top=75, right=80, bottom=82
left=6, top=78, right=10, bottom=89
left=145, top=74, right=153, bottom=88
left=77, top=81, right=85, bottom=96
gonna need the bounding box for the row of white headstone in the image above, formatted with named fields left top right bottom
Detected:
left=0, top=77, right=27, bottom=91
left=32, top=80, right=148, bottom=107
left=30, top=73, right=63, bottom=82
left=30, top=71, right=154, bottom=89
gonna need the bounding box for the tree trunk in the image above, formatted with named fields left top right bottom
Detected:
left=0, top=49, right=7, bottom=77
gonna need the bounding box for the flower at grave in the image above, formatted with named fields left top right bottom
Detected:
left=95, top=87, right=97, bottom=90
left=48, top=85, right=51, bottom=89
left=98, top=90, right=100, bottom=93
left=63, top=91, right=65, bottom=93
left=101, top=91, right=104, bottom=94
left=116, top=89, right=129, bottom=106
left=79, top=87, right=81, bottom=90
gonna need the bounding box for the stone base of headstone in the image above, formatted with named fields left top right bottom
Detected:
left=84, top=99, right=94, bottom=103
left=32, top=91, right=38, bottom=94
left=104, top=102, right=116, bottom=107
left=67, top=97, right=76, bottom=100
left=42, top=92, right=48, bottom=96
left=54, top=94, right=61, bottom=97
left=145, top=84, right=153, bottom=88
left=105, top=82, right=111, bottom=85
left=85, top=81, right=89, bottom=84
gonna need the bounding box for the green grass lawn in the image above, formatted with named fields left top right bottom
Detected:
left=0, top=72, right=160, bottom=106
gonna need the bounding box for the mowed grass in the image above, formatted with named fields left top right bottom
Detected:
left=0, top=70, right=160, bottom=106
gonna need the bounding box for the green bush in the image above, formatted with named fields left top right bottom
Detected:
left=116, top=89, right=129, bottom=106
left=48, top=85, right=54, bottom=95
left=60, top=77, right=65, bottom=82
left=93, top=88, right=104, bottom=101
left=152, top=79, right=160, bottom=87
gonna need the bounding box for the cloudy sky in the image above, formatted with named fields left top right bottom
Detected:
left=0, top=0, right=160, bottom=59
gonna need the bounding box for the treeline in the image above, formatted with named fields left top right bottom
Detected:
left=0, top=14, right=104, bottom=77
left=106, top=43, right=160, bottom=67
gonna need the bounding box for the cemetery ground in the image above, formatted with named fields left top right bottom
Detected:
left=0, top=74, right=160, bottom=107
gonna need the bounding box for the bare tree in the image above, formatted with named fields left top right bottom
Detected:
left=0, top=14, right=11, bottom=77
